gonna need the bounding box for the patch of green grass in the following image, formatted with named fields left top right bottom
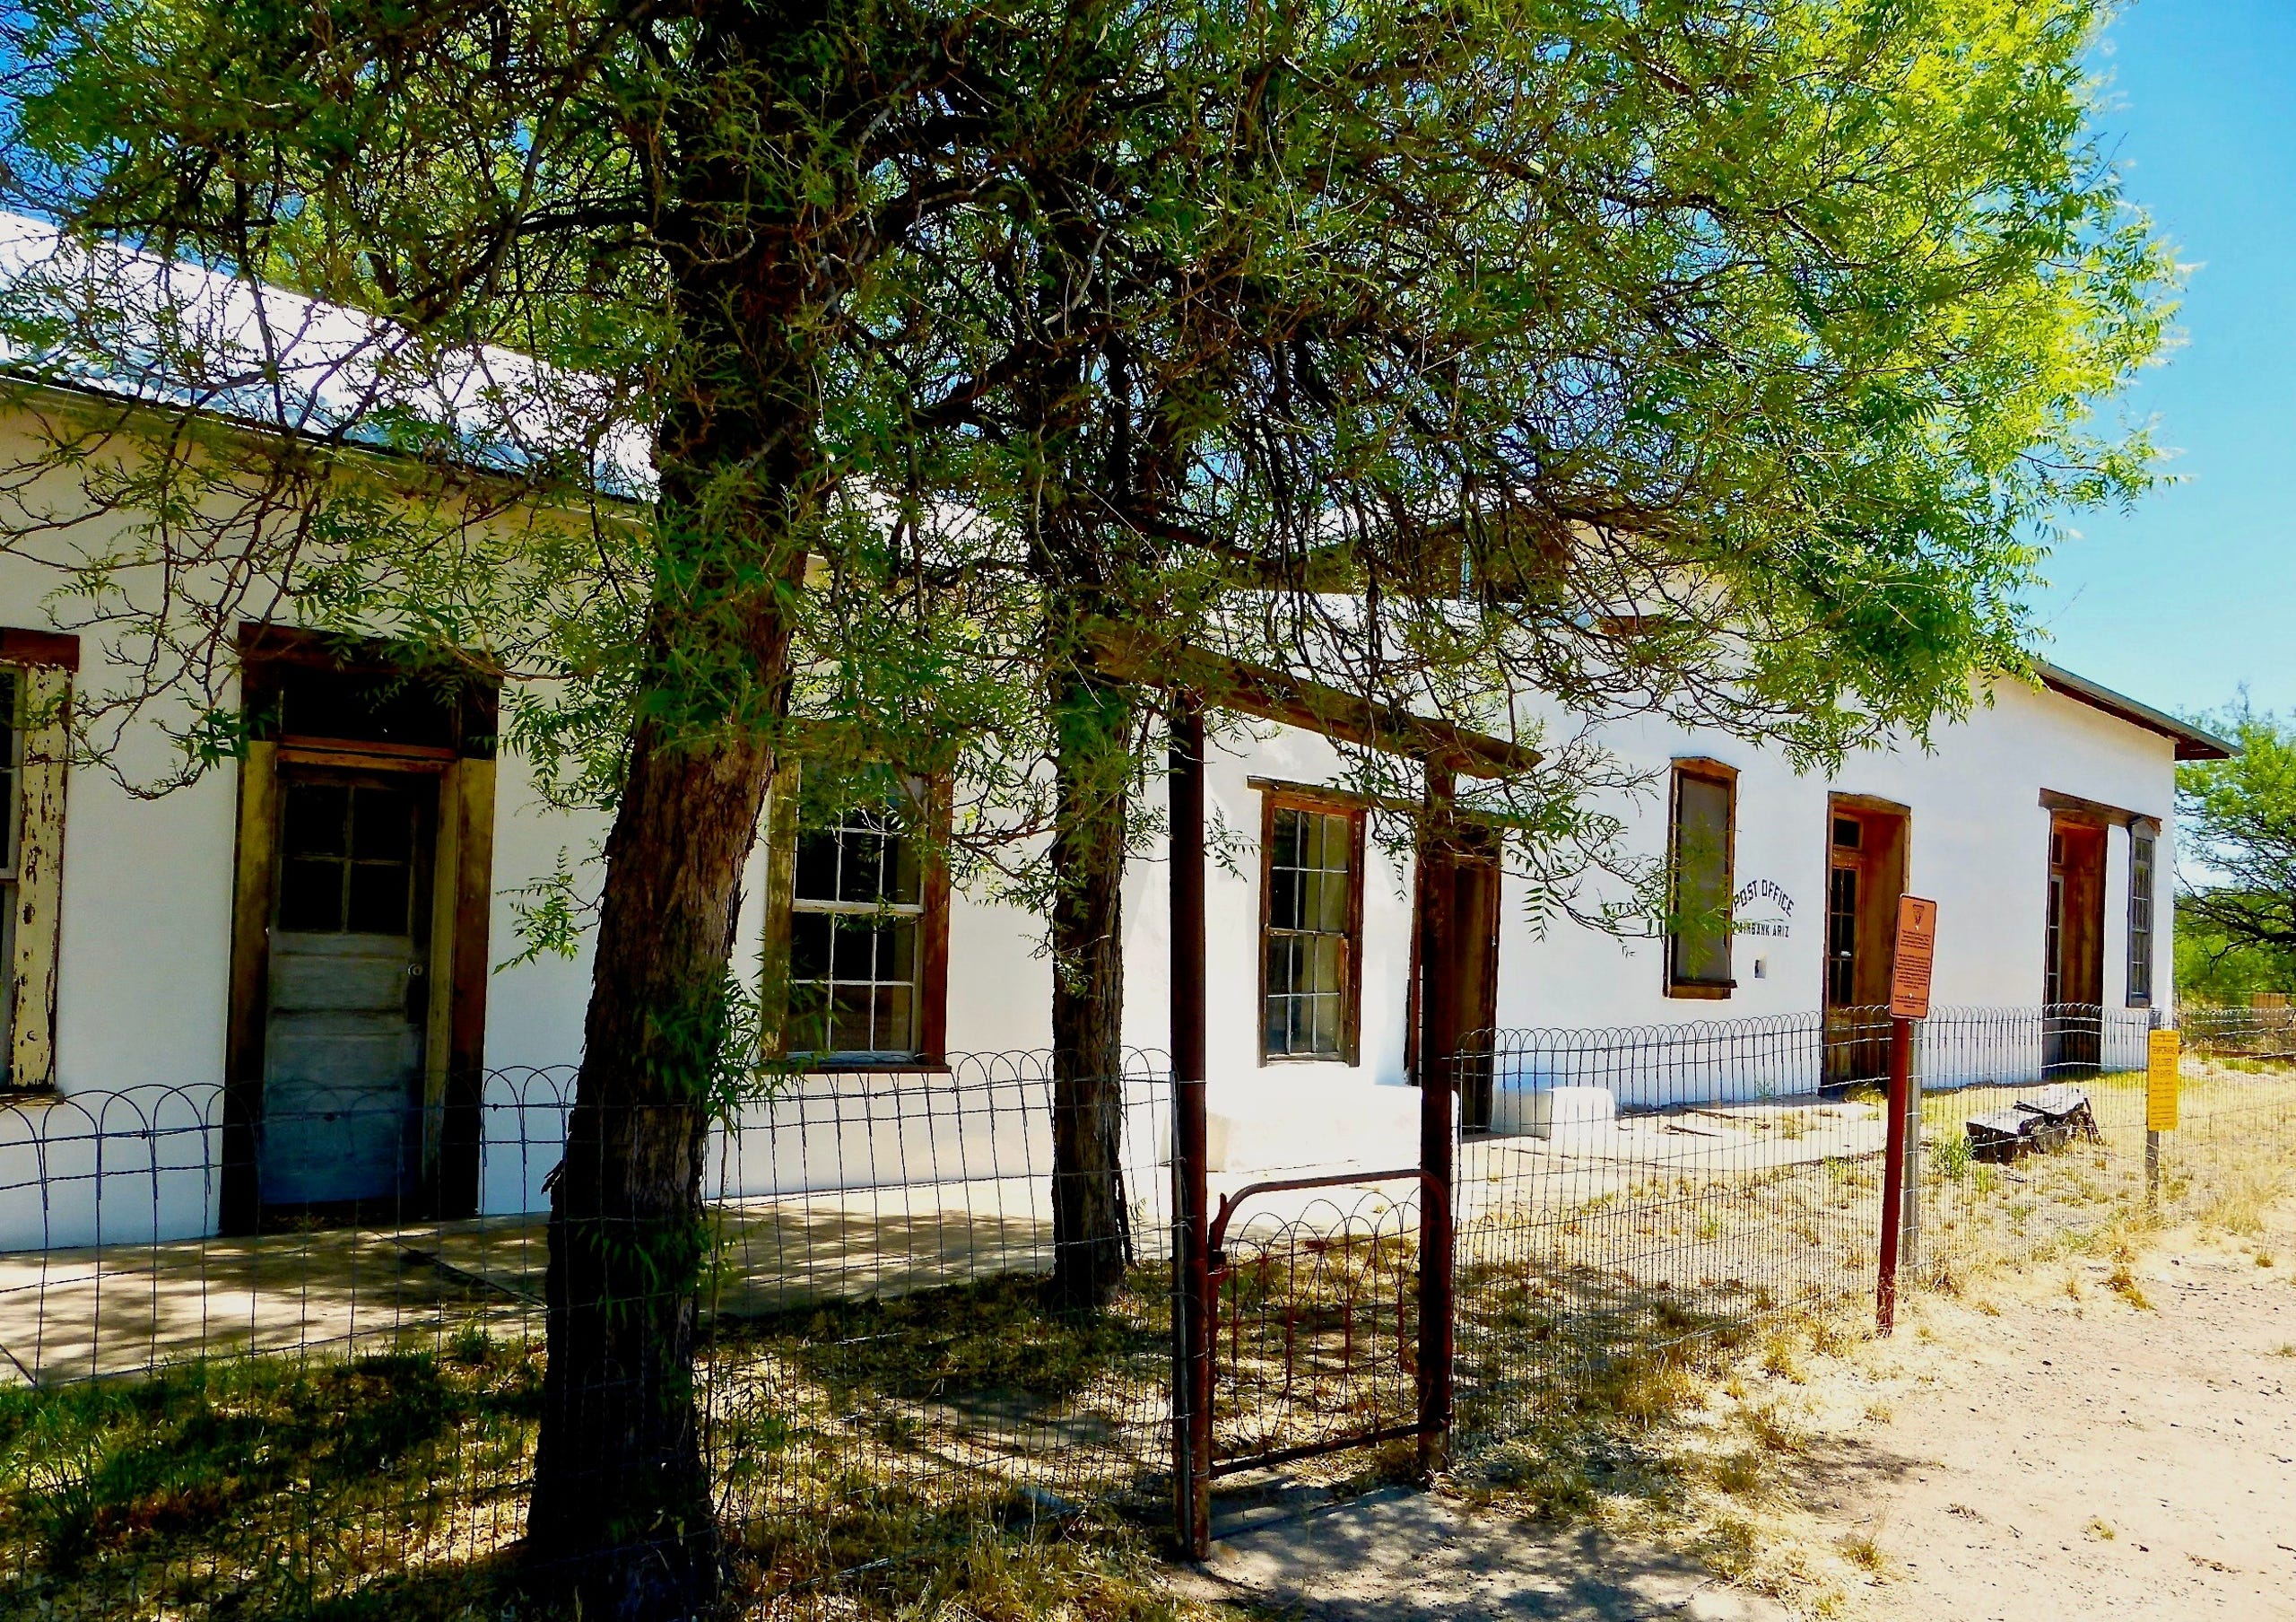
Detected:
left=0, top=1333, right=542, bottom=1618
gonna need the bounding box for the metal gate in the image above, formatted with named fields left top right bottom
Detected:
left=1201, top=1169, right=1444, bottom=1478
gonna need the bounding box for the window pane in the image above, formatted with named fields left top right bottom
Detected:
left=1316, top=868, right=1350, bottom=933
left=346, top=863, right=410, bottom=935
left=283, top=784, right=348, bottom=859
left=830, top=986, right=874, bottom=1052
left=350, top=787, right=413, bottom=861
left=1271, top=807, right=1301, bottom=869
left=888, top=833, right=922, bottom=907
left=787, top=985, right=829, bottom=1054
left=874, top=986, right=914, bottom=1051
left=1269, top=868, right=1299, bottom=931
left=883, top=918, right=918, bottom=982
left=793, top=831, right=839, bottom=903
left=280, top=859, right=344, bottom=932
left=790, top=911, right=832, bottom=979
left=839, top=826, right=888, bottom=903
left=1309, top=934, right=1343, bottom=998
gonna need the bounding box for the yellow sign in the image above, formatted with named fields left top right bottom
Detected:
left=2146, top=1029, right=2180, bottom=1132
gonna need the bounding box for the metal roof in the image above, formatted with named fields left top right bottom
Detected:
left=2034, top=662, right=2236, bottom=761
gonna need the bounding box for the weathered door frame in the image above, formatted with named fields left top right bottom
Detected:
left=1822, top=795, right=1911, bottom=1088
left=1405, top=825, right=1502, bottom=1126
left=221, top=629, right=498, bottom=1230
left=2042, top=807, right=2109, bottom=1071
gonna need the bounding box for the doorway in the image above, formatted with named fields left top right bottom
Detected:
left=223, top=632, right=499, bottom=1230
left=1408, top=833, right=1502, bottom=1130
left=1822, top=799, right=1909, bottom=1089
left=2044, top=817, right=2107, bottom=1071
left=259, top=772, right=435, bottom=1209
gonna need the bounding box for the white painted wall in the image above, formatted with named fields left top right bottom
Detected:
left=1492, top=680, right=2179, bottom=1031
left=0, top=505, right=2193, bottom=1242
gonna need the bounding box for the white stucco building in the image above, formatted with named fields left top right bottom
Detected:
left=0, top=527, right=2227, bottom=1251
left=0, top=221, right=2232, bottom=1251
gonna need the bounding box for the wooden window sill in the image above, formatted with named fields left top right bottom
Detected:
left=1665, top=982, right=1736, bottom=1000
left=779, top=1060, right=952, bottom=1077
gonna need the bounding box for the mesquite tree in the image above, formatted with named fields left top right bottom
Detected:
left=2179, top=702, right=2296, bottom=989
left=0, top=0, right=1047, bottom=1611
left=0, top=0, right=2179, bottom=1611
left=872, top=0, right=2183, bottom=1297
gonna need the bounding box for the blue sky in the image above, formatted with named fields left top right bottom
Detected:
left=2033, top=2, right=2296, bottom=721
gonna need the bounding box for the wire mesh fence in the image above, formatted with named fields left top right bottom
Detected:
left=1917, top=1005, right=2296, bottom=1289
left=3, top=1006, right=2293, bottom=1616
left=0, top=1058, right=1177, bottom=1618
left=1450, top=1011, right=1892, bottom=1464
left=1449, top=1004, right=2296, bottom=1475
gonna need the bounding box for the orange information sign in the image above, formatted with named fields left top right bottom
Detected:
left=1889, top=895, right=1938, bottom=1019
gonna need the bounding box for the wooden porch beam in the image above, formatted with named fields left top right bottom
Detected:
left=1084, top=622, right=1538, bottom=780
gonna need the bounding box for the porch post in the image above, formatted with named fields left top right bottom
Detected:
left=1415, top=763, right=1459, bottom=1474
left=1169, top=700, right=1213, bottom=1558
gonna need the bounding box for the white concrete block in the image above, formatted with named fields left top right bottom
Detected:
left=1494, top=1084, right=1617, bottom=1141
left=1204, top=1076, right=1422, bottom=1175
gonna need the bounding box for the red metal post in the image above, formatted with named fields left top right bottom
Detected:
left=1169, top=702, right=1213, bottom=1557
left=1415, top=766, right=1459, bottom=1472
left=1875, top=1013, right=1913, bottom=1333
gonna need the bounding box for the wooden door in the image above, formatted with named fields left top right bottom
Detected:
left=257, top=772, right=434, bottom=1211
left=1406, top=834, right=1503, bottom=1129
left=1452, top=849, right=1502, bottom=1131
left=1822, top=802, right=1909, bottom=1088
left=2045, top=819, right=2106, bottom=1071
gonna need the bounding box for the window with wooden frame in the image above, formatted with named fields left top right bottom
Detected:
left=0, top=630, right=75, bottom=1091
left=1665, top=759, right=1737, bottom=998
left=762, top=764, right=951, bottom=1068
left=2127, top=820, right=2158, bottom=1008
left=1259, top=790, right=1365, bottom=1062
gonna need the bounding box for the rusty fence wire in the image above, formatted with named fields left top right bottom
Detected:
left=1450, top=1003, right=2296, bottom=1478
left=0, top=1058, right=1177, bottom=1618
left=4, top=1007, right=2295, bottom=1617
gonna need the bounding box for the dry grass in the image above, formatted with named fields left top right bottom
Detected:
left=0, top=1267, right=1198, bottom=1622
left=5, top=1054, right=2291, bottom=1620
left=1441, top=1056, right=2296, bottom=1618
left=0, top=1327, right=540, bottom=1620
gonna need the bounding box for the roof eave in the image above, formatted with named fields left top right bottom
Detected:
left=2034, top=661, right=2236, bottom=762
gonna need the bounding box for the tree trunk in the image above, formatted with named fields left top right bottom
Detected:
left=526, top=4, right=830, bottom=1598
left=525, top=709, right=780, bottom=1614
left=1048, top=667, right=1137, bottom=1311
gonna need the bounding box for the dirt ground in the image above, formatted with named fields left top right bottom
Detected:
left=1807, top=1192, right=2296, bottom=1619
left=1187, top=1188, right=2296, bottom=1621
